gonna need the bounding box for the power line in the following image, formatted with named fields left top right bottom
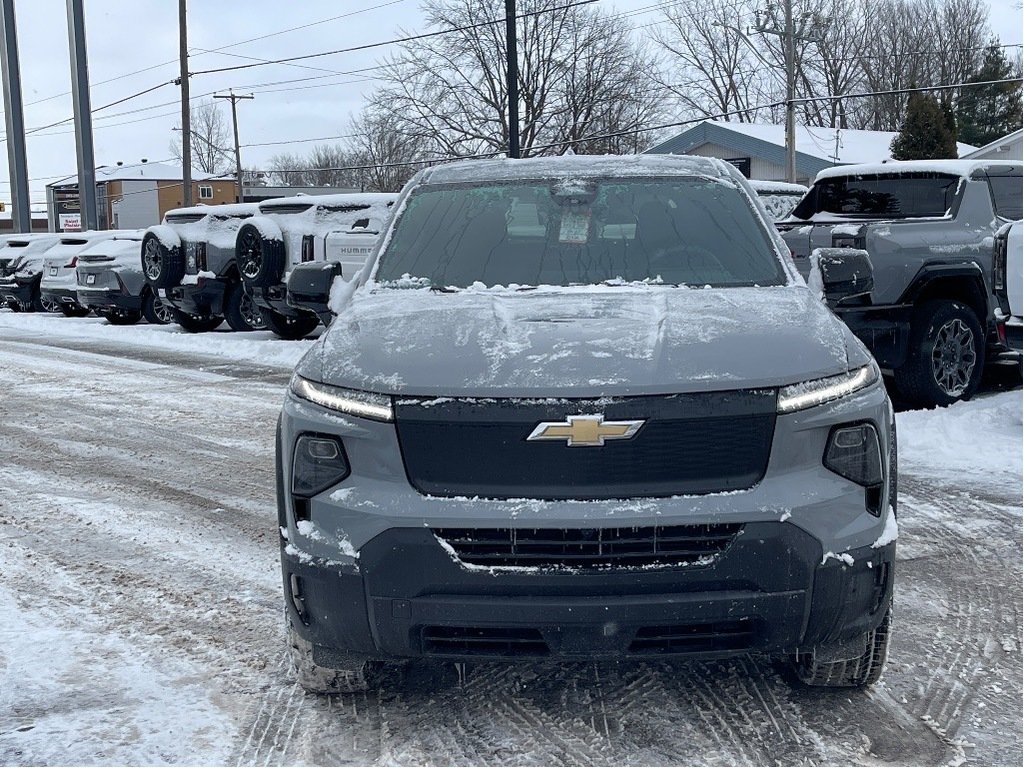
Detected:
left=189, top=0, right=601, bottom=77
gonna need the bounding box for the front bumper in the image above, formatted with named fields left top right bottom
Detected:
left=282, top=529, right=894, bottom=661
left=166, top=276, right=227, bottom=317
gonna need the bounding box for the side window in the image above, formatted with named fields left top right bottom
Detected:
left=987, top=174, right=1023, bottom=220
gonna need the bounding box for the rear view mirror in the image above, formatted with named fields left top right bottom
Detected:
left=809, top=247, right=873, bottom=306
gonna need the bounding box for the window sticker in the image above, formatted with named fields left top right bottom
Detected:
left=558, top=210, right=591, bottom=243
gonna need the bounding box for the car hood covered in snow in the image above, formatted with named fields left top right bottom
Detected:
left=302, top=285, right=863, bottom=397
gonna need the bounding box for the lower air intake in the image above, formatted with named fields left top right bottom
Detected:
left=422, top=626, right=549, bottom=657
left=629, top=619, right=755, bottom=654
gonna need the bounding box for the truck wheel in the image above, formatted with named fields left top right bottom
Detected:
left=261, top=307, right=319, bottom=340
left=237, top=223, right=285, bottom=289
left=173, top=309, right=223, bottom=333
left=141, top=231, right=185, bottom=289
left=142, top=290, right=174, bottom=325
left=38, top=296, right=61, bottom=313
left=791, top=604, right=891, bottom=688
left=287, top=625, right=376, bottom=694
left=223, top=282, right=264, bottom=331
left=894, top=300, right=984, bottom=408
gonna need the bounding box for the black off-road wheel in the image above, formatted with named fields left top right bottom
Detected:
left=791, top=604, right=892, bottom=688
left=223, top=282, right=266, bottom=331
left=894, top=300, right=984, bottom=408
left=142, top=290, right=175, bottom=325
left=141, top=231, right=185, bottom=289
left=173, top=309, right=223, bottom=333
left=261, top=307, right=319, bottom=340
left=287, top=624, right=378, bottom=694
left=237, top=224, right=285, bottom=289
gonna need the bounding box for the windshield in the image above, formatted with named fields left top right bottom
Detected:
left=791, top=172, right=960, bottom=219
left=375, top=178, right=786, bottom=288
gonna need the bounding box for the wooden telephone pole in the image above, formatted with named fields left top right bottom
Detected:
left=214, top=91, right=254, bottom=203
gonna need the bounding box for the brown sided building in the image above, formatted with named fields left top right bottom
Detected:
left=45, top=161, right=237, bottom=232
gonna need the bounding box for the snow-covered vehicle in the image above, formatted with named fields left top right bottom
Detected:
left=235, top=193, right=397, bottom=338
left=141, top=203, right=262, bottom=333
left=76, top=232, right=175, bottom=325
left=994, top=220, right=1022, bottom=353
left=39, top=230, right=128, bottom=317
left=780, top=160, right=1023, bottom=407
left=749, top=179, right=807, bottom=222
left=278, top=155, right=897, bottom=694
left=0, top=234, right=64, bottom=311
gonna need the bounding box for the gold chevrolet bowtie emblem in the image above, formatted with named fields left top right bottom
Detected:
left=526, top=414, right=645, bottom=447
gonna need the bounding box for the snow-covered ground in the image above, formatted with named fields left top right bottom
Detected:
left=0, top=310, right=1020, bottom=766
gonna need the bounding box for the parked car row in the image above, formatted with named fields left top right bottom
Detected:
left=140, top=192, right=398, bottom=338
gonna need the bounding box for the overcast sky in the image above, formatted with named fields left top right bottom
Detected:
left=1, top=0, right=1021, bottom=204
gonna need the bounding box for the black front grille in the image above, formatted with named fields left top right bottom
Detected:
left=422, top=626, right=548, bottom=656
left=434, top=523, right=743, bottom=569
left=394, top=391, right=776, bottom=499
left=629, top=619, right=755, bottom=654
left=165, top=213, right=206, bottom=224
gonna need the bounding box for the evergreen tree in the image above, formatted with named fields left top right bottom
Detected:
left=956, top=44, right=1023, bottom=147
left=890, top=92, right=959, bottom=160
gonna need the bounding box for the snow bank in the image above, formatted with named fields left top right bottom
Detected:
left=896, top=391, right=1023, bottom=492
left=0, top=311, right=316, bottom=369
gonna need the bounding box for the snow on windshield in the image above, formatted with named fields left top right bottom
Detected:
left=373, top=179, right=787, bottom=289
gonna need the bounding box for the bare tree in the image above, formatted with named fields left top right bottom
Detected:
left=653, top=0, right=775, bottom=123
left=266, top=145, right=365, bottom=189
left=368, top=0, right=659, bottom=157
left=346, top=107, right=428, bottom=192
left=170, top=100, right=232, bottom=174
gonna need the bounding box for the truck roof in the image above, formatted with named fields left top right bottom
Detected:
left=814, top=159, right=1023, bottom=182
left=418, top=154, right=737, bottom=185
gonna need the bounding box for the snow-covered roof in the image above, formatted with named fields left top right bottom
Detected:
left=48, top=162, right=221, bottom=187
left=960, top=129, right=1023, bottom=160
left=748, top=179, right=807, bottom=194
left=814, top=158, right=1023, bottom=182
left=257, top=192, right=398, bottom=212
left=166, top=203, right=260, bottom=218
left=648, top=120, right=978, bottom=166
left=421, top=154, right=736, bottom=185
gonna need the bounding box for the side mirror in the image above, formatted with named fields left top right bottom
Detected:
left=285, top=261, right=346, bottom=325
left=809, top=247, right=873, bottom=306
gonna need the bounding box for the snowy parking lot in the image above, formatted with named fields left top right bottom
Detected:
left=0, top=310, right=1021, bottom=766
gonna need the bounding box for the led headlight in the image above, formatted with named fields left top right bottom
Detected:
left=777, top=363, right=879, bottom=413
left=289, top=373, right=394, bottom=422
left=292, top=433, right=350, bottom=497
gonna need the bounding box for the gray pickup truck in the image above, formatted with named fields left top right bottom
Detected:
left=780, top=160, right=1022, bottom=407
left=278, top=155, right=897, bottom=694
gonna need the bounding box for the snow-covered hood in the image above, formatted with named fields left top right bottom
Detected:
left=302, top=285, right=860, bottom=397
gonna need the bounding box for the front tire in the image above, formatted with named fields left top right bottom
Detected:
left=791, top=605, right=892, bottom=688
left=287, top=625, right=376, bottom=694
left=260, top=307, right=319, bottom=340
left=894, top=300, right=984, bottom=408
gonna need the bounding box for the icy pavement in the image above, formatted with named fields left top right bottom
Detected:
left=0, top=311, right=1021, bottom=766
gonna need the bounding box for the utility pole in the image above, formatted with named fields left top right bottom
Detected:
left=177, top=0, right=192, bottom=207
left=1, top=0, right=31, bottom=233
left=66, top=0, right=98, bottom=230
left=504, top=0, right=519, bottom=158
left=214, top=91, right=253, bottom=203
left=755, top=1, right=827, bottom=183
